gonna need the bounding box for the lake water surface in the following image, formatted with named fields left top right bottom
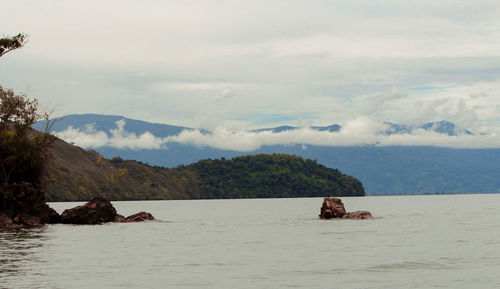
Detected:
left=1, top=195, right=500, bottom=289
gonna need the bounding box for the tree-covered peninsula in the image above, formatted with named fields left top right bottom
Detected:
left=188, top=154, right=365, bottom=199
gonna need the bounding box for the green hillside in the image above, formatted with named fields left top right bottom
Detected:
left=187, top=154, right=364, bottom=199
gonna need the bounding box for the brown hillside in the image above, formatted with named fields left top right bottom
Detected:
left=43, top=137, right=198, bottom=201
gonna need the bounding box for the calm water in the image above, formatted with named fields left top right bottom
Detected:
left=1, top=195, right=500, bottom=289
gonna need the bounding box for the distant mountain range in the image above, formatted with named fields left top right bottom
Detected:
left=35, top=114, right=500, bottom=195
left=252, top=120, right=473, bottom=136
left=37, top=114, right=473, bottom=137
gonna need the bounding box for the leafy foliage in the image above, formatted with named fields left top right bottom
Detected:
left=0, top=86, right=53, bottom=207
left=0, top=33, right=26, bottom=58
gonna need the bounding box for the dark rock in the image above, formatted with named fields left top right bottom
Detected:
left=60, top=197, right=117, bottom=224
left=123, top=211, right=155, bottom=222
left=114, top=214, right=125, bottom=222
left=33, top=199, right=61, bottom=224
left=343, top=210, right=373, bottom=220
left=0, top=185, right=61, bottom=228
left=3, top=190, right=155, bottom=227
left=319, top=197, right=372, bottom=220
left=0, top=214, right=13, bottom=229
left=319, top=197, right=346, bottom=219
left=19, top=213, right=42, bottom=227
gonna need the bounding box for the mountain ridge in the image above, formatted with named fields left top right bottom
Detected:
left=36, top=113, right=475, bottom=137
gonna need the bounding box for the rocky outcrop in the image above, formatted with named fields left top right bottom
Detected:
left=59, top=197, right=155, bottom=225
left=60, top=197, right=118, bottom=224
left=319, top=197, right=347, bottom=218
left=0, top=214, right=14, bottom=229
left=1, top=205, right=59, bottom=229
left=1, top=195, right=156, bottom=229
left=319, top=197, right=372, bottom=220
left=0, top=185, right=60, bottom=229
left=32, top=198, right=61, bottom=224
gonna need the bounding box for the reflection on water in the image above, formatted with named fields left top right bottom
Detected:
left=0, top=227, right=48, bottom=280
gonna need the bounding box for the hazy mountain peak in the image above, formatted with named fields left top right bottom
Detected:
left=252, top=124, right=341, bottom=133
left=383, top=120, right=473, bottom=136
left=35, top=114, right=192, bottom=138
left=420, top=120, right=473, bottom=136
left=251, top=125, right=298, bottom=133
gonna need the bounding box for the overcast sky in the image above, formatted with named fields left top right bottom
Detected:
left=2, top=1, right=500, bottom=143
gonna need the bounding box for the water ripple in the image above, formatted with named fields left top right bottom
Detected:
left=364, top=261, right=455, bottom=272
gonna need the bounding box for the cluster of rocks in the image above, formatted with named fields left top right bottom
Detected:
left=319, top=197, right=372, bottom=220
left=0, top=193, right=61, bottom=229
left=60, top=197, right=155, bottom=224
left=1, top=197, right=154, bottom=229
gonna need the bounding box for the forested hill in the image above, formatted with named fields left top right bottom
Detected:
left=44, top=138, right=364, bottom=201
left=185, top=154, right=365, bottom=199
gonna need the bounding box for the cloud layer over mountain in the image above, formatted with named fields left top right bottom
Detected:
left=56, top=120, right=166, bottom=150
left=54, top=118, right=500, bottom=151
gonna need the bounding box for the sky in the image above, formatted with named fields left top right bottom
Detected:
left=2, top=0, right=500, bottom=148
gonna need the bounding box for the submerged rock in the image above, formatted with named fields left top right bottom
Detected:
left=319, top=197, right=372, bottom=220
left=123, top=211, right=155, bottom=222
left=114, top=214, right=125, bottom=222
left=343, top=210, right=372, bottom=220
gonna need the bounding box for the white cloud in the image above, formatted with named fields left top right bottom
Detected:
left=147, top=82, right=239, bottom=94
left=2, top=0, right=500, bottom=133
left=55, top=118, right=500, bottom=152
left=5, top=0, right=500, bottom=66
left=387, top=82, right=500, bottom=130
left=166, top=123, right=500, bottom=151
left=55, top=119, right=167, bottom=150
left=353, top=87, right=408, bottom=118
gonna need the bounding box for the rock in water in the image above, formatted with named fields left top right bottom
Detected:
left=319, top=197, right=372, bottom=220
left=319, top=197, right=347, bottom=219
left=114, top=214, right=125, bottom=222
left=60, top=197, right=117, bottom=224
left=2, top=194, right=156, bottom=227
left=123, top=211, right=155, bottom=222
left=343, top=211, right=372, bottom=219
left=32, top=198, right=61, bottom=224
left=0, top=214, right=14, bottom=229
left=0, top=187, right=60, bottom=229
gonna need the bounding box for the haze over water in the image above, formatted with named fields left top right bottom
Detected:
left=1, top=195, right=500, bottom=289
